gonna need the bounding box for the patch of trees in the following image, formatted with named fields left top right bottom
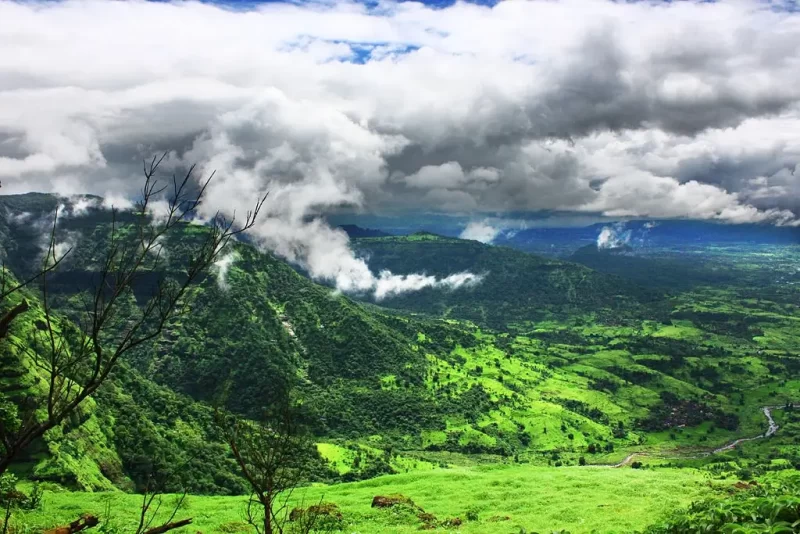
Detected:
left=301, top=383, right=445, bottom=439
left=620, top=336, right=732, bottom=360
left=689, top=364, right=721, bottom=383
left=530, top=330, right=586, bottom=346
left=608, top=365, right=654, bottom=385
left=772, top=355, right=800, bottom=374
left=671, top=310, right=772, bottom=339
left=553, top=398, right=610, bottom=425
left=636, top=357, right=678, bottom=374
left=424, top=430, right=512, bottom=456
left=639, top=392, right=739, bottom=431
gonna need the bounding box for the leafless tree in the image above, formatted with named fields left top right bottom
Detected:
left=0, top=153, right=266, bottom=475
left=216, top=399, right=333, bottom=534
left=133, top=472, right=192, bottom=534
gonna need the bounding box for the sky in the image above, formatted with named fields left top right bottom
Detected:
left=2, top=0, right=800, bottom=293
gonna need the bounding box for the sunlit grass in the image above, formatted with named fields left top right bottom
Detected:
left=20, top=465, right=713, bottom=534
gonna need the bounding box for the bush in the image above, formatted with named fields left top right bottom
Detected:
left=0, top=474, right=42, bottom=511
left=646, top=477, right=800, bottom=533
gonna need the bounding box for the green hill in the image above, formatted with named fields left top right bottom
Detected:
left=3, top=194, right=800, bottom=530
left=350, top=233, right=665, bottom=328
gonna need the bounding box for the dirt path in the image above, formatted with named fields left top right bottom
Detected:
left=598, top=404, right=789, bottom=468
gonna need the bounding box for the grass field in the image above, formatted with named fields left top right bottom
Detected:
left=19, top=465, right=715, bottom=534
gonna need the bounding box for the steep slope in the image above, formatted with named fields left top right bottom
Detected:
left=129, top=241, right=446, bottom=439
left=0, top=195, right=516, bottom=487
left=351, top=233, right=665, bottom=328
left=0, top=271, right=251, bottom=494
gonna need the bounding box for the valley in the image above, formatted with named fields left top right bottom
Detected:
left=2, top=195, right=800, bottom=533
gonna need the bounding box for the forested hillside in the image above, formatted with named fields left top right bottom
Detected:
left=351, top=233, right=665, bottom=327
left=0, top=195, right=474, bottom=491
left=5, top=194, right=800, bottom=534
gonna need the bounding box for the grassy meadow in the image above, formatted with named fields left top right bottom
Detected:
left=19, top=464, right=713, bottom=534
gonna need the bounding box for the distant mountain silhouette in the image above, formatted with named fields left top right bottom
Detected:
left=337, top=224, right=392, bottom=238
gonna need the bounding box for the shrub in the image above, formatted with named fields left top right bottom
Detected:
left=646, top=477, right=800, bottom=533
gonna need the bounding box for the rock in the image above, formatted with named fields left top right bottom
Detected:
left=417, top=512, right=437, bottom=523
left=442, top=517, right=463, bottom=527
left=371, top=494, right=415, bottom=508
left=289, top=502, right=342, bottom=522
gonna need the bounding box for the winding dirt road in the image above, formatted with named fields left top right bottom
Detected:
left=599, top=404, right=788, bottom=468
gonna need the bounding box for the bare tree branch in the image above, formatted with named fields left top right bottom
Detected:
left=141, top=518, right=193, bottom=534
left=42, top=514, right=99, bottom=534
left=0, top=207, right=71, bottom=340
left=216, top=394, right=322, bottom=534
left=0, top=154, right=267, bottom=475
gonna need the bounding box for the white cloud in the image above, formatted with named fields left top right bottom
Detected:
left=145, top=199, right=172, bottom=226
left=101, top=193, right=134, bottom=211
left=597, top=222, right=631, bottom=249
left=213, top=250, right=239, bottom=291
left=2, top=0, right=800, bottom=292
left=42, top=230, right=79, bottom=267
left=374, top=270, right=483, bottom=300
left=5, top=209, right=31, bottom=225
left=460, top=220, right=501, bottom=243
left=66, top=196, right=99, bottom=217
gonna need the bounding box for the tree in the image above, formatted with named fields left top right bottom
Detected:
left=1, top=472, right=43, bottom=534
left=34, top=474, right=191, bottom=534
left=132, top=470, right=192, bottom=534
left=216, top=395, right=327, bottom=534
left=0, top=153, right=266, bottom=475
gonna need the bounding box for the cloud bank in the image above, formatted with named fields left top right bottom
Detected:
left=596, top=223, right=631, bottom=249
left=374, top=270, right=483, bottom=300
left=460, top=220, right=501, bottom=243
left=3, top=0, right=800, bottom=291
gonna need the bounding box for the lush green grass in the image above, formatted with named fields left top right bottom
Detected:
left=316, top=442, right=438, bottom=475
left=19, top=464, right=713, bottom=534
